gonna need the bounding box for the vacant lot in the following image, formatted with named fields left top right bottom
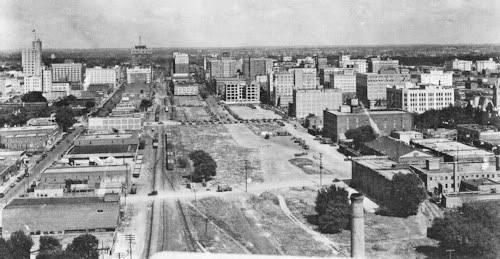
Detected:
left=178, top=124, right=263, bottom=186
left=228, top=105, right=281, bottom=120
left=174, top=96, right=206, bottom=107
left=280, top=186, right=437, bottom=258
left=191, top=195, right=334, bottom=256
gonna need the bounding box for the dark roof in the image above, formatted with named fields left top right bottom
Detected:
left=5, top=196, right=114, bottom=208
left=363, top=136, right=419, bottom=161
left=69, top=144, right=137, bottom=154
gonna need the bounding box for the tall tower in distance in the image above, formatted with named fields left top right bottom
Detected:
left=494, top=79, right=500, bottom=111
left=130, top=35, right=152, bottom=67
left=22, top=29, right=43, bottom=76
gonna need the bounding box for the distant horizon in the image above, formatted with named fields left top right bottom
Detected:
left=2, top=42, right=500, bottom=53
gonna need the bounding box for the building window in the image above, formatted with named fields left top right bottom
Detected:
left=97, top=210, right=103, bottom=213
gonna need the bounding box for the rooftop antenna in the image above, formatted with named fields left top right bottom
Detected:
left=138, top=35, right=142, bottom=45
left=32, top=29, right=37, bottom=41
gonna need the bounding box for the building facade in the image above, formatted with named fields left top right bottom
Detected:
left=356, top=72, right=411, bottom=109
left=369, top=58, right=399, bottom=73
left=52, top=62, right=83, bottom=83
left=174, top=83, right=199, bottom=96
left=85, top=67, right=117, bottom=89
left=242, top=57, right=273, bottom=80
left=22, top=39, right=42, bottom=77
left=331, top=70, right=356, bottom=101
left=271, top=72, right=294, bottom=109
left=126, top=67, right=152, bottom=84
left=88, top=117, right=143, bottom=132
left=0, top=125, right=60, bottom=151
left=419, top=70, right=453, bottom=86
left=293, top=88, right=342, bottom=118
left=452, top=59, right=472, bottom=71
left=224, top=80, right=260, bottom=104
left=23, top=76, right=43, bottom=93
left=173, top=52, right=189, bottom=74
left=208, top=58, right=241, bottom=78
left=387, top=84, right=455, bottom=114
left=323, top=108, right=414, bottom=141
left=292, top=68, right=317, bottom=89
left=339, top=55, right=367, bottom=73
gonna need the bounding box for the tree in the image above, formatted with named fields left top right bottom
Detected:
left=85, top=100, right=96, bottom=110
left=21, top=91, right=47, bottom=102
left=188, top=150, right=217, bottom=182
left=139, top=99, right=152, bottom=111
left=0, top=237, right=12, bottom=259
left=8, top=231, right=33, bottom=259
left=55, top=107, right=75, bottom=132
left=65, top=234, right=99, bottom=259
left=345, top=125, right=377, bottom=143
left=199, top=87, right=209, bottom=100
left=387, top=173, right=427, bottom=217
left=38, top=236, right=62, bottom=254
left=315, top=185, right=351, bottom=234
left=428, top=202, right=500, bottom=259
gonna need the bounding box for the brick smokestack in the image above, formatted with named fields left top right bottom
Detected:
left=351, top=193, right=365, bottom=259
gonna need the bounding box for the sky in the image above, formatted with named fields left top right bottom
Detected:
left=1, top=0, right=500, bottom=49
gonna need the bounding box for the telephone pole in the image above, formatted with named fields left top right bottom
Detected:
left=244, top=160, right=249, bottom=192
left=124, top=234, right=136, bottom=259
left=319, top=153, right=323, bottom=186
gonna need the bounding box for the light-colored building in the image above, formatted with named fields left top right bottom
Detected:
left=85, top=67, right=117, bottom=89
left=22, top=39, right=42, bottom=77
left=475, top=58, right=497, bottom=72
left=339, top=55, right=367, bottom=73
left=23, top=76, right=43, bottom=93
left=0, top=125, right=60, bottom=151
left=173, top=52, right=189, bottom=75
left=126, top=67, right=152, bottom=84
left=291, top=68, right=317, bottom=89
left=52, top=62, right=83, bottom=83
left=293, top=88, right=342, bottom=118
left=242, top=57, right=274, bottom=80
left=88, top=117, right=142, bottom=132
left=131, top=38, right=153, bottom=66
left=452, top=59, right=472, bottom=71
left=271, top=72, right=294, bottom=109
left=42, top=67, right=52, bottom=93
left=224, top=80, right=259, bottom=104
left=174, top=83, right=199, bottom=96
left=419, top=70, right=453, bottom=86
left=370, top=58, right=399, bottom=73
left=331, top=69, right=356, bottom=100
left=356, top=72, right=411, bottom=109
left=387, top=84, right=455, bottom=114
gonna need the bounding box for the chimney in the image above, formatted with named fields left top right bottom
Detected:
left=426, top=159, right=440, bottom=171
left=351, top=193, right=365, bottom=259
left=496, top=156, right=500, bottom=171
left=453, top=161, right=458, bottom=193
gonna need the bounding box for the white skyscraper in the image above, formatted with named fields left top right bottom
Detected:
left=22, top=36, right=42, bottom=77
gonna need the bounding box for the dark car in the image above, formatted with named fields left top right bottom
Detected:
left=217, top=184, right=232, bottom=192
left=148, top=190, right=158, bottom=196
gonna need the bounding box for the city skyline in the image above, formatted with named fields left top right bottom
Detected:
left=1, top=0, right=500, bottom=50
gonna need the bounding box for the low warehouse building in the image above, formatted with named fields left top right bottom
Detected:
left=2, top=195, right=119, bottom=237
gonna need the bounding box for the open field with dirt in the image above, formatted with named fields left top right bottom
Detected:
left=190, top=195, right=335, bottom=256
left=174, top=96, right=206, bottom=107
left=178, top=124, right=263, bottom=187
left=228, top=105, right=281, bottom=120
left=279, top=186, right=438, bottom=258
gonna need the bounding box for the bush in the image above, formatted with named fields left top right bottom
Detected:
left=345, top=125, right=377, bottom=143
left=315, top=185, right=351, bottom=234
left=21, top=91, right=47, bottom=103
left=177, top=157, right=188, bottom=168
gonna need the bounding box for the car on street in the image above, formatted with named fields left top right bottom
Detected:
left=148, top=190, right=158, bottom=196
left=10, top=183, right=15, bottom=188
left=217, top=184, right=232, bottom=192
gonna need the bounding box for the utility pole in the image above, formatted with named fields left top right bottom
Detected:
left=319, top=153, right=323, bottom=186
left=124, top=234, right=135, bottom=259
left=114, top=252, right=126, bottom=259
left=244, top=160, right=249, bottom=192
left=445, top=249, right=455, bottom=259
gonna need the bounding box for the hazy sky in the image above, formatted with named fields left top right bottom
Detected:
left=1, top=0, right=500, bottom=49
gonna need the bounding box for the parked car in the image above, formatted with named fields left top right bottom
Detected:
left=10, top=183, right=15, bottom=188
left=148, top=190, right=158, bottom=196
left=217, top=184, right=232, bottom=192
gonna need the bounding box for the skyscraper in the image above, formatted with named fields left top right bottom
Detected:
left=130, top=36, right=152, bottom=66
left=22, top=32, right=42, bottom=77
left=173, top=52, right=189, bottom=74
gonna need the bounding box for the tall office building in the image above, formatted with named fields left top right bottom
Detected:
left=85, top=67, right=117, bottom=89
left=475, top=58, right=497, bottom=72
left=271, top=72, right=294, bottom=109
left=52, top=62, right=83, bottom=83
left=356, top=72, right=411, bottom=109
left=42, top=67, right=52, bottom=93
left=452, top=59, right=472, bottom=71
left=331, top=69, right=356, bottom=101
left=126, top=67, right=152, bottom=84
left=293, top=88, right=342, bottom=118
left=23, top=76, right=43, bottom=93
left=173, top=52, right=189, bottom=74
left=22, top=36, right=43, bottom=77
left=292, top=68, right=317, bottom=89
left=223, top=80, right=260, bottom=104
left=242, top=57, right=273, bottom=80
left=208, top=58, right=240, bottom=78
left=130, top=36, right=152, bottom=66
left=339, top=55, right=367, bottom=73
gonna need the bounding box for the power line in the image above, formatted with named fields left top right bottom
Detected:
left=124, top=234, right=136, bottom=259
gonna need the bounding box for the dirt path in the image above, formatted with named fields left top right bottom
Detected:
left=276, top=194, right=340, bottom=255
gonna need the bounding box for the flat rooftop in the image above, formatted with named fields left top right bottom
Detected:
left=5, top=196, right=116, bottom=208
left=353, top=156, right=412, bottom=180
left=43, top=165, right=128, bottom=174
left=326, top=109, right=408, bottom=116
left=0, top=125, right=58, bottom=132
left=69, top=144, right=137, bottom=154
left=411, top=138, right=493, bottom=157
left=77, top=134, right=134, bottom=141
